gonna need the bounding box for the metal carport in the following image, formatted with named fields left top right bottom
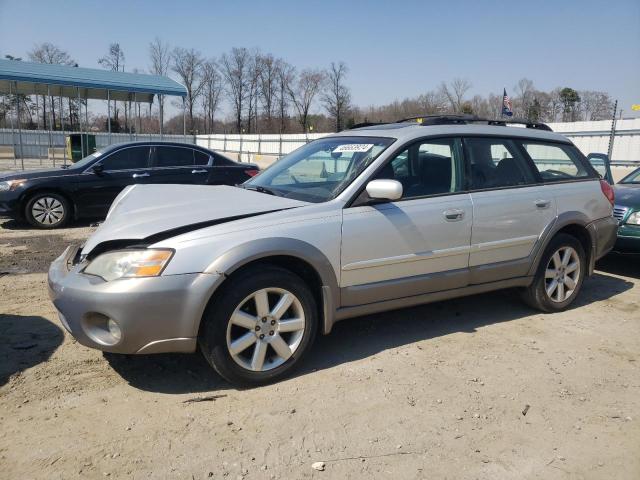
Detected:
left=0, top=58, right=187, bottom=166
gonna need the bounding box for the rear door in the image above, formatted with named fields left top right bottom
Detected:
left=340, top=137, right=473, bottom=306
left=72, top=145, right=151, bottom=218
left=149, top=145, right=205, bottom=185
left=464, top=137, right=557, bottom=282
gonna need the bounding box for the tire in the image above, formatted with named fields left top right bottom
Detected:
left=199, top=265, right=318, bottom=387
left=25, top=192, right=70, bottom=229
left=521, top=233, right=586, bottom=312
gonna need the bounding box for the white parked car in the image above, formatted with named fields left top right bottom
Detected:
left=48, top=116, right=618, bottom=386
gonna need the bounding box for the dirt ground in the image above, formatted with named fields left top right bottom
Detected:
left=0, top=218, right=638, bottom=480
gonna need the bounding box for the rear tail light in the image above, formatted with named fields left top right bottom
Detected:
left=599, top=179, right=615, bottom=206
left=244, top=169, right=259, bottom=177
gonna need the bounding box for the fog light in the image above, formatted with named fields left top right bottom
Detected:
left=107, top=318, right=122, bottom=342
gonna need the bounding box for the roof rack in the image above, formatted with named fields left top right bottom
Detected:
left=397, top=114, right=553, bottom=131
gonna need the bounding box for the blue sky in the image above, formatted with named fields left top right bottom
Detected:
left=1, top=0, right=639, bottom=117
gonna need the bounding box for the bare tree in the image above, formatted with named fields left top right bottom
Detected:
left=258, top=54, right=279, bottom=132
left=322, top=62, right=351, bottom=132
left=201, top=60, right=223, bottom=134
left=287, top=68, right=324, bottom=132
left=513, top=78, right=535, bottom=118
left=439, top=78, right=472, bottom=113
left=99, top=43, right=126, bottom=128
left=245, top=51, right=261, bottom=133
left=29, top=43, right=75, bottom=129
left=275, top=60, right=294, bottom=133
left=579, top=90, right=613, bottom=121
left=148, top=38, right=171, bottom=129
left=219, top=47, right=251, bottom=133
left=172, top=47, right=205, bottom=133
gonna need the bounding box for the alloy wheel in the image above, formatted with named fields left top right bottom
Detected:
left=226, top=287, right=306, bottom=372
left=31, top=196, right=65, bottom=226
left=544, top=246, right=580, bottom=303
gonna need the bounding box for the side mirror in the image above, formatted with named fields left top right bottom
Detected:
left=92, top=164, right=104, bottom=175
left=365, top=179, right=403, bottom=202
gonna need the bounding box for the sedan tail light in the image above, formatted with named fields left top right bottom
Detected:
left=599, top=179, right=615, bottom=206
left=244, top=169, right=260, bottom=177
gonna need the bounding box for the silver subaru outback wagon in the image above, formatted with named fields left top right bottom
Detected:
left=48, top=116, right=618, bottom=386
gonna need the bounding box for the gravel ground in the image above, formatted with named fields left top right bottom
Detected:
left=0, top=218, right=638, bottom=480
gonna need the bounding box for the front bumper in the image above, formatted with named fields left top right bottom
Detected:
left=48, top=245, right=224, bottom=354
left=0, top=192, right=22, bottom=219
left=614, top=224, right=640, bottom=252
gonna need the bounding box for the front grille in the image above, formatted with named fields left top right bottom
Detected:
left=613, top=206, right=628, bottom=223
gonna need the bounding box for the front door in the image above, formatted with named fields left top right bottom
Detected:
left=340, top=137, right=473, bottom=307
left=72, top=145, right=152, bottom=218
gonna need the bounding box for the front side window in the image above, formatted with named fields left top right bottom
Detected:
left=101, top=147, right=150, bottom=171
left=520, top=142, right=590, bottom=182
left=465, top=137, right=536, bottom=189
left=155, top=146, right=194, bottom=167
left=244, top=136, right=394, bottom=202
left=374, top=138, right=463, bottom=199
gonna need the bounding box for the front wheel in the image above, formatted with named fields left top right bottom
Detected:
left=522, top=233, right=586, bottom=312
left=25, top=192, right=70, bottom=229
left=199, top=266, right=318, bottom=387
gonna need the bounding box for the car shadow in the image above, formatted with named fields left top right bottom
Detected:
left=104, top=270, right=634, bottom=394
left=596, top=252, right=640, bottom=280
left=0, top=218, right=97, bottom=231
left=0, top=314, right=64, bottom=387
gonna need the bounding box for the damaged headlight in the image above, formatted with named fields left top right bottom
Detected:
left=83, top=249, right=174, bottom=281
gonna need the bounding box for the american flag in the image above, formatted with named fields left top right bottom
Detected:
left=502, top=88, right=513, bottom=117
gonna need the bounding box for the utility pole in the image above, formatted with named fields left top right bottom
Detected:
left=607, top=100, right=617, bottom=161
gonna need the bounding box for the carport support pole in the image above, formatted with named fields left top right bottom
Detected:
left=107, top=90, right=112, bottom=145
left=8, top=82, right=16, bottom=167
left=15, top=82, right=24, bottom=170
left=47, top=85, right=55, bottom=167
left=78, top=88, right=84, bottom=159
left=60, top=94, right=67, bottom=166
left=159, top=94, right=163, bottom=140
left=182, top=97, right=187, bottom=141
left=134, top=93, right=139, bottom=141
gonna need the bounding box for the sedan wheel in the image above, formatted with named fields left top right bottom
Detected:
left=25, top=193, right=70, bottom=229
left=226, top=288, right=306, bottom=372
left=544, top=246, right=580, bottom=303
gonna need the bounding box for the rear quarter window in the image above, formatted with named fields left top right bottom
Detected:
left=520, top=142, right=591, bottom=182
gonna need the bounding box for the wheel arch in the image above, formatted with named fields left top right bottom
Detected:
left=21, top=187, right=76, bottom=219
left=528, top=212, right=596, bottom=277
left=203, top=238, right=339, bottom=335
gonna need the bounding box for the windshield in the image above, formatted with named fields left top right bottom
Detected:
left=67, top=148, right=109, bottom=169
left=244, top=136, right=394, bottom=202
left=620, top=167, right=640, bottom=184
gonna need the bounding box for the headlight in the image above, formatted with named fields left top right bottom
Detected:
left=625, top=211, right=640, bottom=226
left=0, top=179, right=26, bottom=192
left=83, top=249, right=174, bottom=281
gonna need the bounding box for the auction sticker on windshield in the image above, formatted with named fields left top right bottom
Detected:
left=333, top=144, right=374, bottom=153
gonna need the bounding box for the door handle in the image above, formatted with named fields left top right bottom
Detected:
left=132, top=172, right=150, bottom=178
left=535, top=199, right=551, bottom=209
left=191, top=169, right=207, bottom=174
left=444, top=208, right=465, bottom=221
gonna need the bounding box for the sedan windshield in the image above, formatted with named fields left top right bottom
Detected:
left=244, top=136, right=394, bottom=202
left=620, top=167, right=640, bottom=184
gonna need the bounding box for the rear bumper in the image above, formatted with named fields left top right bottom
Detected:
left=48, top=245, right=224, bottom=354
left=589, top=215, right=618, bottom=261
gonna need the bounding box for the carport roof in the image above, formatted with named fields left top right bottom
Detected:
left=0, top=59, right=186, bottom=103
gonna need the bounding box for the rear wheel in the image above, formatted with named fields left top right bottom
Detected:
left=522, top=233, right=586, bottom=312
left=25, top=192, right=70, bottom=229
left=199, top=266, right=318, bottom=387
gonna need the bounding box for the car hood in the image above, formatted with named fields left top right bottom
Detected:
left=613, top=184, right=640, bottom=208
left=0, top=166, right=79, bottom=181
left=82, top=184, right=309, bottom=255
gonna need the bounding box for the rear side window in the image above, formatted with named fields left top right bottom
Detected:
left=520, top=142, right=590, bottom=182
left=464, top=138, right=536, bottom=189
left=101, top=147, right=150, bottom=171
left=194, top=150, right=210, bottom=165
left=155, top=146, right=194, bottom=167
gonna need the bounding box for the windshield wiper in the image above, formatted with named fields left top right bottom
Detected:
left=242, top=185, right=280, bottom=196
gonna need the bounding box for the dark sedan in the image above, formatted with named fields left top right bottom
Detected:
left=0, top=142, right=259, bottom=228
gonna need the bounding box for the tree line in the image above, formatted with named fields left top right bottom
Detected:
left=0, top=41, right=615, bottom=135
